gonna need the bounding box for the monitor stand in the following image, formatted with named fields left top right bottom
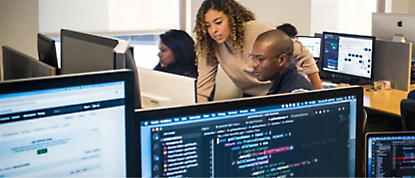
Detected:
left=392, top=34, right=406, bottom=43
left=327, top=74, right=371, bottom=86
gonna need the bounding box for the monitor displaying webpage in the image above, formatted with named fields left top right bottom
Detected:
left=140, top=95, right=357, bottom=177
left=0, top=82, right=127, bottom=177
left=322, top=34, right=374, bottom=79
left=296, top=37, right=321, bottom=59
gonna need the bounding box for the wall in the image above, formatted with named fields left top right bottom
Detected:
left=39, top=0, right=179, bottom=34
left=238, top=0, right=312, bottom=36
left=310, top=0, right=376, bottom=36
left=310, top=0, right=338, bottom=35
left=39, top=0, right=108, bottom=34
left=0, top=0, right=39, bottom=60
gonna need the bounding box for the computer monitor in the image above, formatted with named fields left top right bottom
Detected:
left=61, top=29, right=141, bottom=109
left=296, top=36, right=321, bottom=62
left=372, top=13, right=415, bottom=59
left=321, top=32, right=376, bottom=84
left=0, top=69, right=137, bottom=177
left=2, top=46, right=55, bottom=81
left=365, top=131, right=415, bottom=177
left=138, top=67, right=196, bottom=108
left=37, top=33, right=59, bottom=75
left=135, top=87, right=365, bottom=177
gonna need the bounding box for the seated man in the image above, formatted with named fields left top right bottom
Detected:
left=251, top=29, right=315, bottom=95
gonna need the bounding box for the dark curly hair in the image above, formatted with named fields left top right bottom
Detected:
left=194, top=0, right=255, bottom=65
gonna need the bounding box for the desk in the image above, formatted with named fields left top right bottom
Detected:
left=362, top=85, right=415, bottom=116
left=364, top=89, right=408, bottom=117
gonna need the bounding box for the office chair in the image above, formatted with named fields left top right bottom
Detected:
left=400, top=90, right=415, bottom=131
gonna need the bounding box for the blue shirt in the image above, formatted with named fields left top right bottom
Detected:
left=267, top=63, right=315, bottom=95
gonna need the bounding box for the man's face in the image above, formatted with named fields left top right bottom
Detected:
left=251, top=41, right=285, bottom=81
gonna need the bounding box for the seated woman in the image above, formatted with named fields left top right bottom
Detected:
left=154, top=29, right=198, bottom=78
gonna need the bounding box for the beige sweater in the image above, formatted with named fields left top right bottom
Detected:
left=197, top=21, right=318, bottom=102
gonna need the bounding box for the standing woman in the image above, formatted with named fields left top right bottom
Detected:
left=154, top=29, right=198, bottom=78
left=194, top=0, right=322, bottom=103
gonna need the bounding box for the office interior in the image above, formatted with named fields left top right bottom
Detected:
left=2, top=0, right=415, bottom=177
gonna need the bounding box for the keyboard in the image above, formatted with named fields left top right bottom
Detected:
left=322, top=81, right=337, bottom=89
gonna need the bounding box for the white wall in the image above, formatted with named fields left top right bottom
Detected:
left=39, top=0, right=108, bottom=34
left=311, top=0, right=376, bottom=36
left=310, top=0, right=338, bottom=35
left=39, top=0, right=179, bottom=34
left=238, top=0, right=312, bottom=36
left=0, top=0, right=39, bottom=60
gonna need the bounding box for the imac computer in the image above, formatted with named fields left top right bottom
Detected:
left=0, top=69, right=137, bottom=177
left=372, top=13, right=415, bottom=59
left=37, top=33, right=60, bottom=75
left=296, top=36, right=321, bottom=62
left=2, top=46, right=55, bottom=81
left=320, top=32, right=376, bottom=84
left=135, top=87, right=365, bottom=177
left=60, top=29, right=141, bottom=109
left=138, top=67, right=196, bottom=108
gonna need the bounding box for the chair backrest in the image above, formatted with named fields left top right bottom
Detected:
left=408, top=90, right=415, bottom=100
left=400, top=96, right=415, bottom=131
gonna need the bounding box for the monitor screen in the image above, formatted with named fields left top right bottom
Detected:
left=296, top=36, right=321, bottom=59
left=372, top=13, right=415, bottom=58
left=2, top=46, right=55, bottom=81
left=136, top=87, right=364, bottom=177
left=366, top=131, right=415, bottom=177
left=321, top=32, right=375, bottom=80
left=37, top=33, right=59, bottom=74
left=60, top=29, right=119, bottom=75
left=0, top=70, right=135, bottom=177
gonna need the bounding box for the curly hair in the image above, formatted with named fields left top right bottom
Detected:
left=194, top=0, right=255, bottom=65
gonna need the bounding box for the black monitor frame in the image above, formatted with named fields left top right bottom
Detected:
left=37, top=33, right=59, bottom=74
left=133, top=87, right=365, bottom=177
left=320, top=31, right=376, bottom=85
left=0, top=69, right=136, bottom=176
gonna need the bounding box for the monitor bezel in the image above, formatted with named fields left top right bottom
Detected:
left=134, top=86, right=365, bottom=177
left=320, top=31, right=376, bottom=82
left=0, top=69, right=136, bottom=177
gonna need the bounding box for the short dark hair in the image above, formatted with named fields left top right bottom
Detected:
left=276, top=23, right=298, bottom=38
left=160, top=30, right=197, bottom=77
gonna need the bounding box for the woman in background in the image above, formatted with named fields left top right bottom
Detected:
left=154, top=29, right=198, bottom=78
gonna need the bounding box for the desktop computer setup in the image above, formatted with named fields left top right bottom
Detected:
left=319, top=31, right=376, bottom=86
left=135, top=87, right=365, bottom=177
left=372, top=13, right=415, bottom=85
left=0, top=66, right=366, bottom=176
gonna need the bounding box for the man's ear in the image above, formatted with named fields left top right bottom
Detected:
left=279, top=54, right=288, bottom=66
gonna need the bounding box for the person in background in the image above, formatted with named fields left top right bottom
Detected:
left=276, top=23, right=298, bottom=39
left=251, top=29, right=315, bottom=94
left=154, top=29, right=198, bottom=78
left=276, top=23, right=323, bottom=89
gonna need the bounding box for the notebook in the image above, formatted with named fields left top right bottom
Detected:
left=365, top=131, right=415, bottom=177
